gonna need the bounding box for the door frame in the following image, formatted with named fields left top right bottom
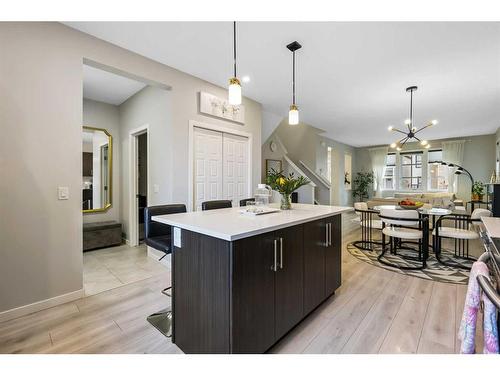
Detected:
left=188, top=120, right=253, bottom=212
left=129, top=124, right=150, bottom=247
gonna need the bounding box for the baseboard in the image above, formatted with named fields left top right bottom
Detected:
left=0, top=288, right=85, bottom=324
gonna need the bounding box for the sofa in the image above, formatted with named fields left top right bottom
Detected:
left=366, top=192, right=463, bottom=209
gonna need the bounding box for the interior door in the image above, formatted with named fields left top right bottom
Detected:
left=223, top=133, right=249, bottom=207
left=193, top=127, right=223, bottom=211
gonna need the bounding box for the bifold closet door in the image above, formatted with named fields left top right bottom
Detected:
left=193, top=127, right=223, bottom=211
left=223, top=133, right=249, bottom=208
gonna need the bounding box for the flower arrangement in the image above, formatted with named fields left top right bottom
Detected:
left=266, top=169, right=310, bottom=209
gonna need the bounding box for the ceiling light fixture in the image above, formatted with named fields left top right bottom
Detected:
left=287, top=41, right=302, bottom=125
left=228, top=21, right=241, bottom=105
left=242, top=75, right=250, bottom=83
left=387, top=86, right=437, bottom=150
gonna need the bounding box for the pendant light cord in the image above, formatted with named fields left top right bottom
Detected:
left=233, top=21, right=237, bottom=77
left=409, top=89, right=413, bottom=131
left=292, top=51, right=295, bottom=105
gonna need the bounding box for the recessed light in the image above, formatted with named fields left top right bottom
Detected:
left=242, top=76, right=250, bottom=83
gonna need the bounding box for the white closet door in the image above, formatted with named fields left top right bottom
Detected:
left=223, top=133, right=249, bottom=208
left=193, top=127, right=223, bottom=211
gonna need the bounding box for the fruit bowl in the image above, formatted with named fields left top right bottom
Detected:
left=398, top=200, right=424, bottom=210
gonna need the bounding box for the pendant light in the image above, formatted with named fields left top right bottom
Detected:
left=228, top=21, right=241, bottom=105
left=287, top=41, right=302, bottom=125
left=388, top=86, right=438, bottom=151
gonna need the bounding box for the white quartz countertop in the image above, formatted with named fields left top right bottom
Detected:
left=152, top=203, right=353, bottom=241
left=482, top=216, right=500, bottom=239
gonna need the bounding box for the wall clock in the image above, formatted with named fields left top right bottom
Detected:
left=270, top=141, right=277, bottom=152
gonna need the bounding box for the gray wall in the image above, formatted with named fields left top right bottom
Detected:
left=354, top=134, right=496, bottom=201
left=262, top=120, right=356, bottom=206
left=118, top=86, right=172, bottom=241
left=0, top=22, right=262, bottom=314
left=82, top=99, right=121, bottom=224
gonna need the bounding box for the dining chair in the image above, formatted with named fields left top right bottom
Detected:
left=433, top=208, right=492, bottom=267
left=379, top=208, right=429, bottom=270
left=352, top=202, right=383, bottom=251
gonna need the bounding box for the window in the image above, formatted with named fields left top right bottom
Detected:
left=382, top=153, right=396, bottom=190
left=427, top=149, right=449, bottom=191
left=400, top=152, right=422, bottom=190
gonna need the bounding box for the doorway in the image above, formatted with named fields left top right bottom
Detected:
left=129, top=125, right=150, bottom=247
left=137, top=133, right=148, bottom=242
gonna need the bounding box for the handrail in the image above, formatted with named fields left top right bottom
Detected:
left=282, top=155, right=317, bottom=187
left=298, top=160, right=331, bottom=189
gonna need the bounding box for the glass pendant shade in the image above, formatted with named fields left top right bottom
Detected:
left=289, top=104, right=299, bottom=125
left=228, top=78, right=241, bottom=105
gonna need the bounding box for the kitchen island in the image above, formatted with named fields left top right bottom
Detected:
left=153, top=203, right=352, bottom=353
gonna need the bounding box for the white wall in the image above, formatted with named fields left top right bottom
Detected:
left=82, top=98, right=120, bottom=224
left=0, top=22, right=262, bottom=315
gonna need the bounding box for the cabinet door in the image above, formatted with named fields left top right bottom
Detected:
left=275, top=225, right=304, bottom=339
left=231, top=233, right=276, bottom=353
left=303, top=218, right=327, bottom=315
left=325, top=215, right=342, bottom=295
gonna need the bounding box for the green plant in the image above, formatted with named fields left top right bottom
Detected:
left=352, top=172, right=374, bottom=202
left=472, top=181, right=485, bottom=196
left=266, top=169, right=310, bottom=195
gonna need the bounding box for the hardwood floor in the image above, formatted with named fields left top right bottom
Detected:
left=0, top=213, right=470, bottom=354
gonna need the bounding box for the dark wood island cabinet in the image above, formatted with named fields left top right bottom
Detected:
left=153, top=204, right=351, bottom=354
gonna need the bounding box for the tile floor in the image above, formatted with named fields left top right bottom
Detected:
left=83, top=244, right=169, bottom=296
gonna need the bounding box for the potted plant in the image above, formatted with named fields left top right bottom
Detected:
left=266, top=169, right=310, bottom=210
left=352, top=172, right=374, bottom=202
left=471, top=181, right=485, bottom=201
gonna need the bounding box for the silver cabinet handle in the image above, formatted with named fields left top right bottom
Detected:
left=279, top=237, right=284, bottom=269
left=328, top=222, right=332, bottom=246
left=273, top=239, right=278, bottom=272
left=325, top=223, right=328, bottom=247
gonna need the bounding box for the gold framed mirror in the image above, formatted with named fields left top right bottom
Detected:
left=82, top=126, right=113, bottom=213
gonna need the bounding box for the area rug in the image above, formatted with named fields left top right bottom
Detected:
left=347, top=242, right=472, bottom=285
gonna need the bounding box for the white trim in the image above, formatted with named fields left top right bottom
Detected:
left=299, top=160, right=330, bottom=188
left=188, top=120, right=253, bottom=212
left=129, top=124, right=150, bottom=247
left=0, top=289, right=84, bottom=323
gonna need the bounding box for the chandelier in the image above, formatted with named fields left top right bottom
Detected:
left=388, top=86, right=438, bottom=151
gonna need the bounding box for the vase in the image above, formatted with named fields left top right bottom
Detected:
left=280, top=193, right=292, bottom=210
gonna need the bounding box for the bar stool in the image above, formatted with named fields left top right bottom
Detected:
left=145, top=204, right=186, bottom=338
left=202, top=200, right=232, bottom=210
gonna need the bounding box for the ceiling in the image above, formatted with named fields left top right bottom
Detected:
left=69, top=22, right=500, bottom=147
left=83, top=64, right=146, bottom=105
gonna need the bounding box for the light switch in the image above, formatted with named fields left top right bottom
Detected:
left=153, top=184, right=160, bottom=193
left=58, top=186, right=69, bottom=200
